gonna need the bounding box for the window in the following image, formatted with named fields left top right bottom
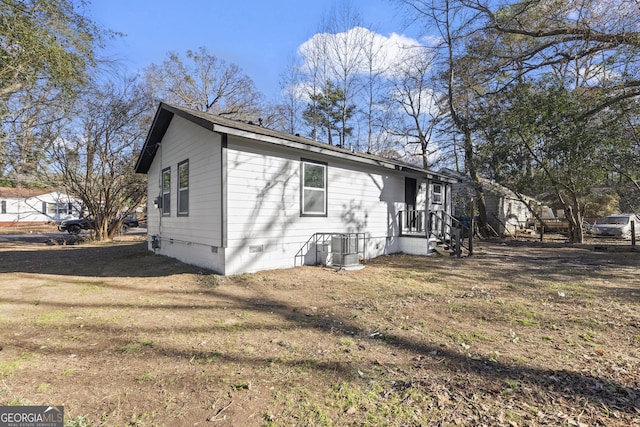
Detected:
left=432, top=183, right=443, bottom=204
left=1, top=201, right=6, bottom=214
left=53, top=202, right=73, bottom=215
left=301, top=160, right=327, bottom=216
left=178, top=160, right=189, bottom=215
left=162, top=167, right=171, bottom=215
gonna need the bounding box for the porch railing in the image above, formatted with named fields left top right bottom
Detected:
left=399, top=209, right=426, bottom=234
left=400, top=209, right=473, bottom=257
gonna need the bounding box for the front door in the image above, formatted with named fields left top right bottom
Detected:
left=405, top=177, right=417, bottom=211
left=405, top=178, right=418, bottom=231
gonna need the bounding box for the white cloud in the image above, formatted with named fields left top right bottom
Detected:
left=297, top=27, right=430, bottom=79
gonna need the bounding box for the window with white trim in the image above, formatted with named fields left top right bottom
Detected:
left=178, top=160, right=189, bottom=216
left=162, top=167, right=171, bottom=215
left=433, top=183, right=443, bottom=204
left=301, top=160, right=327, bottom=216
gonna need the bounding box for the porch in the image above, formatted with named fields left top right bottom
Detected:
left=399, top=209, right=473, bottom=257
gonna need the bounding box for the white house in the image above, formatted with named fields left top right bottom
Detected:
left=440, top=169, right=540, bottom=236
left=135, top=103, right=458, bottom=275
left=0, top=187, right=81, bottom=226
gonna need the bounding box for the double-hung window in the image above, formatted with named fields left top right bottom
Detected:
left=432, top=183, right=443, bottom=204
left=301, top=160, right=327, bottom=216
left=162, top=167, right=171, bottom=215
left=177, top=160, right=189, bottom=216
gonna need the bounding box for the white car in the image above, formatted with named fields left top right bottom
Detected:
left=591, top=214, right=640, bottom=239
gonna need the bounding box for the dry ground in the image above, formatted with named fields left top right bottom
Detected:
left=0, top=227, right=638, bottom=426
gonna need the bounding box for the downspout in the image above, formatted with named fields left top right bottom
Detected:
left=221, top=133, right=228, bottom=249
left=425, top=177, right=432, bottom=256
left=154, top=142, right=162, bottom=252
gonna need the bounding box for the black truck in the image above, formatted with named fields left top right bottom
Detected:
left=58, top=216, right=139, bottom=234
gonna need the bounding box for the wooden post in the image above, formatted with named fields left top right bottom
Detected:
left=425, top=211, right=431, bottom=256
left=469, top=217, right=474, bottom=256
left=632, top=220, right=636, bottom=248
left=539, top=223, right=544, bottom=242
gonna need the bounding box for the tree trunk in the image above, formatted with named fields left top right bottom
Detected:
left=554, top=189, right=584, bottom=243
left=563, top=205, right=584, bottom=243
left=463, top=126, right=490, bottom=237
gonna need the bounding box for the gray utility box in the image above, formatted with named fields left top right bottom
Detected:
left=331, top=234, right=359, bottom=267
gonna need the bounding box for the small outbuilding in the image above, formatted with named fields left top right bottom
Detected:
left=135, top=103, right=458, bottom=275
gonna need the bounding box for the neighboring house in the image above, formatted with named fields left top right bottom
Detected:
left=441, top=169, right=540, bottom=236
left=0, top=188, right=81, bottom=226
left=135, top=103, right=457, bottom=275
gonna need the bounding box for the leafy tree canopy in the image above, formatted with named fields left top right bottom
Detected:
left=0, top=0, right=103, bottom=100
left=303, top=80, right=355, bottom=146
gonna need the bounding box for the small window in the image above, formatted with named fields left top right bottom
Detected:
left=1, top=200, right=6, bottom=214
left=433, top=183, right=443, bottom=204
left=162, top=167, right=171, bottom=215
left=301, top=160, right=327, bottom=216
left=178, top=160, right=189, bottom=216
left=42, top=201, right=47, bottom=214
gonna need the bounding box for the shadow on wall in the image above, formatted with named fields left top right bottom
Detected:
left=226, top=167, right=408, bottom=274
left=225, top=160, right=298, bottom=274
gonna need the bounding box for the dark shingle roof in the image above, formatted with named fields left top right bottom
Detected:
left=135, top=103, right=455, bottom=183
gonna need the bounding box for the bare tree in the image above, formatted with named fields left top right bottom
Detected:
left=298, top=30, right=333, bottom=141
left=1, top=82, right=72, bottom=187
left=144, top=47, right=265, bottom=121
left=320, top=3, right=368, bottom=149
left=386, top=47, right=443, bottom=168
left=395, top=0, right=491, bottom=234
left=277, top=58, right=306, bottom=134
left=297, top=2, right=376, bottom=148
left=360, top=26, right=390, bottom=153
left=48, top=76, right=150, bottom=240
left=464, top=0, right=640, bottom=112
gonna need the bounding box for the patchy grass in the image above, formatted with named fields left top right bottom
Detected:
left=0, top=238, right=638, bottom=426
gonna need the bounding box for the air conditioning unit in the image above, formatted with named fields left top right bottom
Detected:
left=331, top=234, right=359, bottom=267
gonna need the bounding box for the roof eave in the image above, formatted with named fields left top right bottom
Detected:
left=135, top=103, right=456, bottom=183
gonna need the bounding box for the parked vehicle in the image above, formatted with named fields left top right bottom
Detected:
left=58, top=216, right=139, bottom=234
left=591, top=214, right=640, bottom=239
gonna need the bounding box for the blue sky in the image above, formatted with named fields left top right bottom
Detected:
left=88, top=0, right=417, bottom=99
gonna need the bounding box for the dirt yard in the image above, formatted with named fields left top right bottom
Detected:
left=0, top=229, right=638, bottom=426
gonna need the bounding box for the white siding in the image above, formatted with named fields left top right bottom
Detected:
left=0, top=192, right=80, bottom=225
left=146, top=115, right=224, bottom=273
left=143, top=116, right=446, bottom=275
left=224, top=137, right=407, bottom=275
left=399, top=236, right=436, bottom=256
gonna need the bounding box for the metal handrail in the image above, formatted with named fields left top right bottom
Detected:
left=430, top=211, right=473, bottom=257
left=399, top=209, right=473, bottom=257
left=295, top=232, right=366, bottom=267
